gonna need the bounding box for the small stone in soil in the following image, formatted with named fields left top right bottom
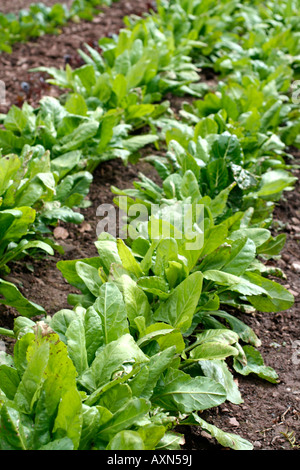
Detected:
left=291, top=262, right=300, bottom=273
left=228, top=417, right=240, bottom=427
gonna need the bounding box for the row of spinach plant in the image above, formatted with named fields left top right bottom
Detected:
left=0, top=0, right=299, bottom=450
left=0, top=0, right=120, bottom=53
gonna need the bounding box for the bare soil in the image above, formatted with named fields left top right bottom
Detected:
left=0, top=0, right=299, bottom=451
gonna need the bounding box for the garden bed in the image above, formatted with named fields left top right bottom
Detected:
left=0, top=0, right=299, bottom=451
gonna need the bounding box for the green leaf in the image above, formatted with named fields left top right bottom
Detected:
left=153, top=238, right=178, bottom=278
left=14, top=342, right=50, bottom=414
left=244, top=272, right=294, bottom=312
left=80, top=334, right=148, bottom=393
left=156, top=432, right=185, bottom=450
left=153, top=272, right=203, bottom=333
left=153, top=373, right=226, bottom=413
left=0, top=154, right=21, bottom=196
left=203, top=270, right=266, bottom=296
left=211, top=311, right=261, bottom=347
left=94, top=282, right=129, bottom=344
left=75, top=261, right=103, bottom=297
left=0, top=279, right=45, bottom=317
left=65, top=317, right=88, bottom=376
left=140, top=347, right=177, bottom=400
left=137, top=424, right=166, bottom=450
left=54, top=120, right=99, bottom=153
left=97, top=384, right=132, bottom=414
left=52, top=387, right=83, bottom=450
left=107, top=430, right=144, bottom=450
left=233, top=345, right=279, bottom=383
left=119, top=275, right=152, bottom=328
left=117, top=239, right=143, bottom=278
left=39, top=437, right=74, bottom=450
left=211, top=132, right=243, bottom=165
left=4, top=106, right=27, bottom=134
left=57, top=257, right=102, bottom=293
left=0, top=365, right=20, bottom=400
left=189, top=342, right=238, bottom=361
left=123, top=135, right=159, bottom=153
left=65, top=93, right=88, bottom=117
left=95, top=237, right=122, bottom=275
left=0, top=406, right=29, bottom=450
left=190, top=414, right=253, bottom=450
left=199, top=360, right=243, bottom=405
left=257, top=233, right=286, bottom=257
left=228, top=228, right=271, bottom=248
left=223, top=238, right=256, bottom=276
left=97, top=398, right=151, bottom=442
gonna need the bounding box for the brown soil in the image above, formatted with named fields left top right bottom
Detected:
left=0, top=0, right=299, bottom=452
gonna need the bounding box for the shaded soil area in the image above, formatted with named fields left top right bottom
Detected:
left=0, top=0, right=299, bottom=452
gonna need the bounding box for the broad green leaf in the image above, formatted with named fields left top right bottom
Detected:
left=65, top=317, right=88, bottom=376
left=95, top=237, right=121, bottom=275
left=94, top=282, right=129, bottom=344
left=228, top=228, right=271, bottom=248
left=119, top=274, right=152, bottom=327
left=199, top=360, right=243, bottom=405
left=153, top=238, right=178, bottom=277
left=203, top=270, right=266, bottom=296
left=137, top=424, right=166, bottom=450
left=97, top=384, right=132, bottom=414
left=189, top=342, right=239, bottom=361
left=153, top=373, right=226, bottom=413
left=233, top=345, right=279, bottom=383
left=97, top=398, right=151, bottom=442
left=54, top=120, right=99, bottom=153
left=257, top=170, right=296, bottom=198
left=117, top=239, right=143, bottom=278
left=39, top=438, right=74, bottom=450
left=52, top=387, right=83, bottom=450
left=75, top=261, right=103, bottom=297
left=106, top=430, right=144, bottom=450
left=156, top=432, right=185, bottom=450
left=0, top=365, right=20, bottom=400
left=14, top=342, right=50, bottom=414
left=153, top=272, right=203, bottom=333
left=244, top=272, right=294, bottom=312
left=0, top=154, right=20, bottom=196
left=191, top=414, right=253, bottom=450
left=140, top=347, right=177, bottom=400
left=57, top=257, right=102, bottom=293
left=222, top=238, right=256, bottom=276
left=79, top=334, right=148, bottom=393
left=0, top=279, right=45, bottom=318
left=211, top=311, right=261, bottom=347
left=0, top=406, right=29, bottom=450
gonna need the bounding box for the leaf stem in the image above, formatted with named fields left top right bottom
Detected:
left=0, top=327, right=15, bottom=338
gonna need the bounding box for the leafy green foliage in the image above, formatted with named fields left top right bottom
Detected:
left=0, top=0, right=120, bottom=53
left=0, top=0, right=299, bottom=451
